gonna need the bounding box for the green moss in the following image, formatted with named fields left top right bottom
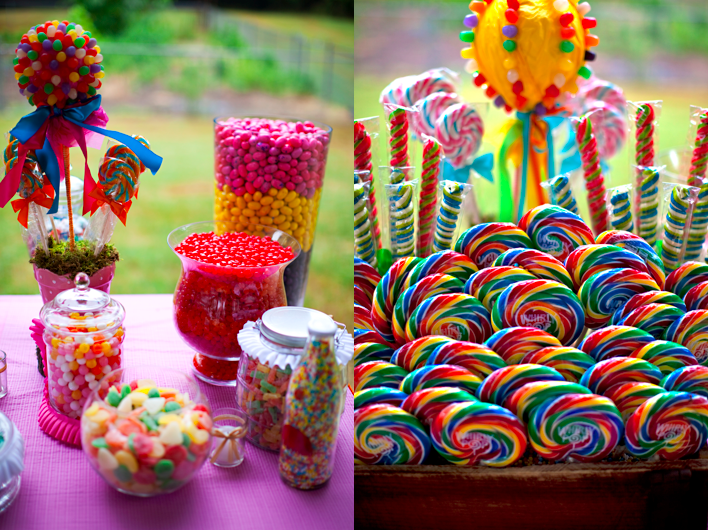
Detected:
left=30, top=238, right=119, bottom=278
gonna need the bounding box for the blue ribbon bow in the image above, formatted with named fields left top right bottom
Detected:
left=442, top=153, right=494, bottom=184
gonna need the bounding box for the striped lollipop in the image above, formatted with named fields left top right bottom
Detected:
left=519, top=205, right=594, bottom=262
left=630, top=341, right=697, bottom=376
left=355, top=303, right=375, bottom=332
left=616, top=303, right=684, bottom=339
left=661, top=365, right=708, bottom=398
left=425, top=341, right=506, bottom=379
left=521, top=346, right=596, bottom=384
left=665, top=310, right=708, bottom=365
left=610, top=290, right=686, bottom=325
left=379, top=68, right=457, bottom=109
left=494, top=248, right=573, bottom=290
left=401, top=386, right=477, bottom=426
left=371, top=256, right=421, bottom=344
left=464, top=266, right=536, bottom=310
left=484, top=327, right=562, bottom=366
left=456, top=223, right=533, bottom=269
left=434, top=102, right=484, bottom=168
left=355, top=257, right=381, bottom=305
left=354, top=388, right=408, bottom=410
left=685, top=281, right=708, bottom=311
left=595, top=230, right=666, bottom=288
left=579, top=357, right=663, bottom=395
left=564, top=244, right=650, bottom=291
left=353, top=342, right=395, bottom=367
left=579, top=325, right=655, bottom=362
left=477, top=364, right=565, bottom=406
left=399, top=364, right=482, bottom=395
left=99, top=144, right=142, bottom=203
left=404, top=293, right=493, bottom=344
left=665, top=261, right=708, bottom=298
left=402, top=250, right=478, bottom=289
left=354, top=361, right=409, bottom=393
left=391, top=336, right=455, bottom=372
left=603, top=382, right=664, bottom=421
left=504, top=380, right=591, bottom=423
left=413, top=92, right=462, bottom=139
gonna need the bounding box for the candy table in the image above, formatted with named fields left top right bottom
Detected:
left=0, top=295, right=353, bottom=530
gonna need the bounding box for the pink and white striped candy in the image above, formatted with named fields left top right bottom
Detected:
left=435, top=102, right=484, bottom=169
left=413, top=92, right=462, bottom=138
left=380, top=68, right=458, bottom=108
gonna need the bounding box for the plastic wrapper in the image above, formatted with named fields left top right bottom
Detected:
left=606, top=184, right=634, bottom=234
left=354, top=116, right=380, bottom=174
left=433, top=180, right=472, bottom=253
left=572, top=112, right=609, bottom=235
left=383, top=103, right=419, bottom=174
left=21, top=203, right=49, bottom=256
left=354, top=181, right=377, bottom=268
left=628, top=101, right=662, bottom=170
left=383, top=167, right=418, bottom=261
left=685, top=105, right=708, bottom=187
left=633, top=165, right=663, bottom=245
left=542, top=173, right=580, bottom=215
left=660, top=182, right=700, bottom=272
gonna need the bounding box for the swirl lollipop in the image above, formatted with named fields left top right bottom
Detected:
left=455, top=223, right=532, bottom=269
left=661, top=365, right=708, bottom=398
left=401, top=387, right=477, bottom=427
left=579, top=357, right=663, bottom=395
left=354, top=329, right=396, bottom=349
left=610, top=290, right=686, bottom=325
left=355, top=303, right=375, bottom=332
left=413, top=92, right=462, bottom=138
left=584, top=103, right=628, bottom=160
left=430, top=401, right=527, bottom=467
left=405, top=293, right=493, bottom=344
left=354, top=404, right=431, bottom=465
left=616, top=304, right=684, bottom=340
left=379, top=68, right=458, bottom=108
left=528, top=393, right=624, bottom=463
left=484, top=326, right=562, bottom=365
left=371, top=256, right=422, bottom=344
left=578, top=268, right=659, bottom=329
left=579, top=325, right=655, bottom=362
left=391, top=336, right=454, bottom=372
left=354, top=388, right=409, bottom=410
left=603, top=382, right=664, bottom=421
left=665, top=310, right=708, bottom=366
left=494, top=248, right=573, bottom=290
left=354, top=361, right=409, bottom=393
left=492, top=280, right=585, bottom=346
left=402, top=250, right=478, bottom=289
left=630, top=341, right=697, bottom=376
left=399, top=364, right=482, bottom=395
left=521, top=346, right=596, bottom=383
left=434, top=102, right=484, bottom=168
left=504, top=380, right=591, bottom=423
left=426, top=341, right=506, bottom=379
left=355, top=257, right=381, bottom=301
left=465, top=266, right=536, bottom=310
left=519, top=205, right=594, bottom=261
left=665, top=261, right=708, bottom=298
left=7, top=155, right=53, bottom=230
left=564, top=244, right=649, bottom=291
left=354, top=342, right=395, bottom=367
left=477, top=364, right=565, bottom=406
left=685, top=281, right=708, bottom=312
left=625, top=391, right=708, bottom=460
left=596, top=230, right=666, bottom=288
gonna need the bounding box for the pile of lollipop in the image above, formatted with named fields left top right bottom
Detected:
left=354, top=204, right=708, bottom=466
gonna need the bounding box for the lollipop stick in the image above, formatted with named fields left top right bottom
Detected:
left=30, top=202, right=49, bottom=253
left=62, top=145, right=76, bottom=250
left=49, top=216, right=58, bottom=242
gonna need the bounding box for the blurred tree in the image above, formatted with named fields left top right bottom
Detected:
left=213, top=0, right=352, bottom=18
left=73, top=0, right=172, bottom=36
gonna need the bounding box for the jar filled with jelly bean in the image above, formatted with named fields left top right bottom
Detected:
left=213, top=116, right=332, bottom=307
left=41, top=272, right=125, bottom=419
left=236, top=307, right=353, bottom=451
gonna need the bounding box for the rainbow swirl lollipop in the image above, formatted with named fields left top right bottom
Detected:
left=8, top=156, right=43, bottom=199
left=564, top=244, right=650, bottom=290
left=661, top=365, right=708, bottom=398
left=404, top=293, right=493, bottom=344
left=355, top=303, right=375, bottom=332
left=595, top=230, right=666, bottom=288
left=616, top=303, right=684, bottom=340
left=454, top=223, right=532, bottom=269
left=492, top=280, right=585, bottom=346
left=355, top=257, right=381, bottom=304
left=603, top=382, right=665, bottom=421
left=519, top=205, right=594, bottom=262
left=401, top=386, right=477, bottom=427
left=399, top=364, right=482, bottom=395
left=426, top=341, right=506, bottom=379
left=665, top=310, right=708, bottom=365
left=477, top=364, right=565, bottom=406
left=392, top=274, right=465, bottom=345
left=504, top=381, right=591, bottom=423
left=610, top=290, right=687, bottom=325
left=430, top=401, right=527, bottom=467
left=354, top=404, right=431, bottom=465
left=354, top=329, right=396, bottom=349
left=354, top=342, right=395, bottom=367
left=521, top=346, right=596, bottom=383
left=685, top=281, right=708, bottom=312
left=484, top=326, right=562, bottom=365
left=630, top=341, right=697, bottom=376
left=579, top=325, right=655, bottom=362
left=465, top=266, right=536, bottom=310
left=98, top=151, right=139, bottom=204
left=528, top=393, right=624, bottom=462
left=579, top=357, right=663, bottom=395
left=391, top=336, right=454, bottom=372
left=625, top=391, right=708, bottom=460
left=372, top=257, right=422, bottom=343
left=402, top=250, right=478, bottom=290
left=355, top=285, right=372, bottom=310
left=579, top=268, right=659, bottom=329
left=354, top=361, right=409, bottom=393
left=665, top=261, right=708, bottom=298
left=494, top=248, right=574, bottom=290
left=354, top=388, right=409, bottom=410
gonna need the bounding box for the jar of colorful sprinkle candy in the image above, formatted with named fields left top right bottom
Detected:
left=45, top=176, right=89, bottom=243
left=213, top=117, right=331, bottom=306
left=236, top=307, right=353, bottom=451
left=168, top=221, right=300, bottom=386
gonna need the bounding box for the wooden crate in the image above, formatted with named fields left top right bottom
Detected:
left=355, top=460, right=708, bottom=529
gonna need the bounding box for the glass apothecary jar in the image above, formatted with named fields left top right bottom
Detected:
left=0, top=412, right=24, bottom=514
left=236, top=307, right=353, bottom=451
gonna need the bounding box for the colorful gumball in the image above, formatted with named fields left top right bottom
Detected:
left=578, top=268, right=659, bottom=329
left=527, top=393, right=624, bottom=463
left=354, top=361, right=409, bottom=393
left=401, top=386, right=477, bottom=426
left=371, top=257, right=422, bottom=343
left=430, top=401, right=527, bottom=467
left=564, top=244, right=650, bottom=290
left=492, top=280, right=585, bottom=346
left=484, top=326, right=562, bottom=365
left=455, top=223, right=533, bottom=269
left=665, top=310, right=708, bottom=366
left=402, top=250, right=478, bottom=290
left=477, top=364, right=565, bottom=406
left=354, top=342, right=395, bottom=367
left=464, top=266, right=536, bottom=310
left=603, top=382, right=664, bottom=421
left=685, top=281, right=708, bottom=312
left=595, top=230, right=666, bottom=288
left=610, top=291, right=686, bottom=325
left=625, top=391, right=708, bottom=460
left=665, top=261, right=708, bottom=298
left=518, top=205, right=594, bottom=262
left=404, top=293, right=493, bottom=344
left=425, top=341, right=506, bottom=379
left=399, top=364, right=482, bottom=395
left=494, top=248, right=573, bottom=290
left=391, top=336, right=454, bottom=372
left=354, top=404, right=431, bottom=465
left=579, top=325, right=655, bottom=362
left=521, top=346, right=596, bottom=383
left=661, top=365, right=708, bottom=398
left=504, top=380, right=591, bottom=423
left=355, top=303, right=375, bottom=332
left=354, top=388, right=409, bottom=409
left=630, top=341, right=697, bottom=376
left=434, top=102, right=484, bottom=168
left=579, top=357, right=663, bottom=395
left=355, top=257, right=381, bottom=304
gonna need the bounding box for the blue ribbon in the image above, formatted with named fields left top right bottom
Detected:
left=558, top=119, right=582, bottom=175
left=517, top=111, right=531, bottom=223
left=442, top=153, right=494, bottom=184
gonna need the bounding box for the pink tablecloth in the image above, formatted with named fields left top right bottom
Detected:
left=0, top=295, right=353, bottom=530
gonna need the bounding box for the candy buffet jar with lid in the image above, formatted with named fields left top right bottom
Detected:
left=236, top=307, right=353, bottom=451
left=0, top=411, right=24, bottom=514
left=168, top=221, right=301, bottom=386
left=41, top=272, right=125, bottom=419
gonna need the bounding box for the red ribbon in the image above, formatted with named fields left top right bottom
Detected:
left=88, top=185, right=132, bottom=226
left=11, top=183, right=55, bottom=228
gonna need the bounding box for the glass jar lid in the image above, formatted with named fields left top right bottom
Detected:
left=40, top=272, right=125, bottom=333
left=260, top=307, right=334, bottom=349
left=0, top=411, right=24, bottom=487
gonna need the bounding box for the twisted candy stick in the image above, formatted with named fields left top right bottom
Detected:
left=417, top=136, right=442, bottom=257
left=391, top=336, right=455, bottom=372
left=665, top=310, right=708, bottom=366
left=661, top=365, right=708, bottom=397
left=401, top=387, right=477, bottom=427
left=662, top=187, right=693, bottom=272
left=484, top=327, right=562, bottom=366
left=465, top=266, right=536, bottom=310
left=616, top=303, right=684, bottom=339
left=433, top=181, right=466, bottom=252
left=603, top=382, right=664, bottom=422
left=388, top=178, right=416, bottom=260
left=685, top=183, right=708, bottom=261
left=354, top=361, right=409, bottom=393
left=576, top=116, right=609, bottom=235
left=402, top=250, right=478, bottom=289
left=521, top=347, right=596, bottom=384
left=388, top=107, right=410, bottom=168
left=353, top=342, right=395, bottom=367
left=637, top=168, right=659, bottom=244
left=504, top=381, right=591, bottom=423
left=354, top=404, right=431, bottom=465
left=354, top=388, right=409, bottom=410
left=685, top=281, right=708, bottom=311
left=635, top=103, right=655, bottom=167
left=688, top=111, right=708, bottom=185
left=549, top=175, right=579, bottom=215
left=434, top=102, right=484, bottom=168
left=518, top=205, right=595, bottom=262
left=426, top=341, right=506, bottom=379
left=354, top=183, right=377, bottom=267
left=354, top=121, right=373, bottom=172
left=610, top=291, right=685, bottom=326
left=625, top=391, right=708, bottom=460
left=630, top=341, right=697, bottom=376
left=413, top=92, right=461, bottom=138
left=494, top=248, right=574, bottom=289
left=585, top=103, right=628, bottom=160
left=431, top=401, right=527, bottom=467
left=579, top=325, right=655, bottom=362
left=665, top=261, right=708, bottom=298
left=399, top=364, right=482, bottom=395
left=404, top=293, right=493, bottom=344
left=610, top=188, right=633, bottom=233
left=564, top=244, right=650, bottom=291
left=579, top=357, right=663, bottom=395
left=456, top=223, right=533, bottom=269
left=528, top=393, right=624, bottom=463
left=371, top=256, right=421, bottom=343
left=477, top=364, right=565, bottom=406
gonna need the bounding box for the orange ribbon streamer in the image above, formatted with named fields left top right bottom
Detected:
left=11, top=183, right=55, bottom=228
left=88, top=186, right=132, bottom=226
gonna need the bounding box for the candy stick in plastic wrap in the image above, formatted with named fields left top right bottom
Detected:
left=662, top=185, right=694, bottom=272
left=354, top=182, right=377, bottom=268
left=354, top=121, right=381, bottom=249
left=685, top=111, right=708, bottom=261
left=433, top=180, right=469, bottom=253
left=8, top=159, right=52, bottom=253
left=685, top=183, right=708, bottom=262
left=637, top=167, right=659, bottom=244
left=576, top=115, right=609, bottom=236
left=547, top=174, right=579, bottom=215
left=386, top=168, right=416, bottom=260
left=388, top=107, right=411, bottom=170
left=609, top=187, right=633, bottom=233
left=688, top=111, right=708, bottom=185
left=417, top=136, right=441, bottom=258
left=635, top=104, right=656, bottom=167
